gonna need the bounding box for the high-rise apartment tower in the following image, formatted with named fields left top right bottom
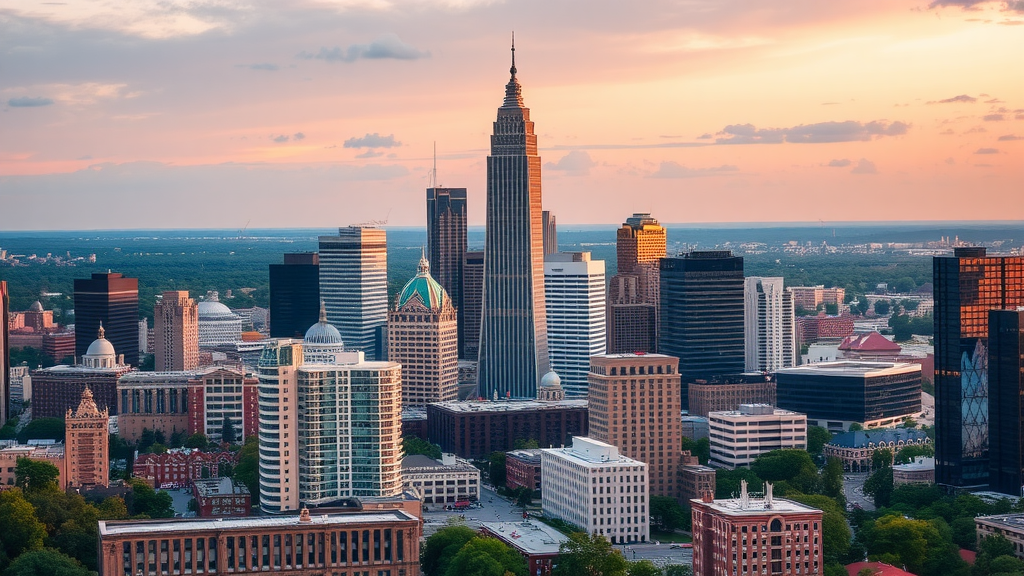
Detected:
left=319, top=227, right=388, bottom=360
left=544, top=252, right=606, bottom=397
left=744, top=277, right=796, bottom=373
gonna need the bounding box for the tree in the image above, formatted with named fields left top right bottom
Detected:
left=650, top=496, right=689, bottom=532
left=825, top=303, right=839, bottom=315
left=894, top=444, right=934, bottom=464
left=789, top=494, right=850, bottom=565
left=552, top=532, right=628, bottom=576
left=97, top=497, right=129, bottom=520
left=513, top=438, right=540, bottom=450
left=128, top=478, right=174, bottom=518
left=138, top=428, right=157, bottom=453
left=751, top=449, right=819, bottom=494
left=14, top=458, right=60, bottom=492
left=989, top=555, right=1024, bottom=575
left=950, top=517, right=978, bottom=551
left=185, top=432, right=209, bottom=449
left=821, top=457, right=846, bottom=508
left=422, top=525, right=477, bottom=576
left=443, top=536, right=528, bottom=576
left=233, top=435, right=259, bottom=507
left=715, top=468, right=762, bottom=499
left=681, top=437, right=711, bottom=465
left=874, top=300, right=890, bottom=316
left=221, top=417, right=238, bottom=444
left=664, top=566, right=693, bottom=576
left=849, top=423, right=864, bottom=431
left=871, top=448, right=894, bottom=470
left=169, top=430, right=188, bottom=448
left=807, top=426, right=833, bottom=457
left=864, top=466, right=894, bottom=508
left=1, top=549, right=91, bottom=576
left=0, top=489, right=46, bottom=560
left=627, top=560, right=662, bottom=576
left=402, top=436, right=443, bottom=460
left=489, top=452, right=507, bottom=488
left=16, top=418, right=65, bottom=443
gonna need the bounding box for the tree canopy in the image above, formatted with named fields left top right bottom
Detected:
left=402, top=436, right=443, bottom=460
left=552, top=532, right=628, bottom=576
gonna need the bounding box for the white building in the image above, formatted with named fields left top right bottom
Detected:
left=541, top=436, right=649, bottom=544
left=401, top=453, right=480, bottom=505
left=744, top=277, right=796, bottom=373
left=708, top=404, right=807, bottom=469
left=197, top=297, right=243, bottom=348
left=319, top=226, right=388, bottom=361
left=544, top=252, right=606, bottom=397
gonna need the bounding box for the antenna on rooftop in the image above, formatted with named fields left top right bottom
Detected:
left=432, top=141, right=438, bottom=188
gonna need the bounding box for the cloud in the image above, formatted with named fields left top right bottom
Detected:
left=983, top=114, right=1005, bottom=121
left=272, top=135, right=289, bottom=143
left=244, top=63, right=279, bottom=71
left=827, top=159, right=852, bottom=167
left=544, top=150, right=596, bottom=174
left=930, top=94, right=977, bottom=104
left=649, top=161, right=739, bottom=178
left=985, top=98, right=1005, bottom=103
left=696, top=133, right=713, bottom=140
left=356, top=150, right=383, bottom=158
left=293, top=132, right=305, bottom=140
left=939, top=128, right=956, bottom=135
left=8, top=96, right=54, bottom=107
left=344, top=133, right=401, bottom=149
left=998, top=134, right=1023, bottom=140
left=715, top=120, right=908, bottom=144
left=929, top=0, right=988, bottom=8
left=297, top=34, right=429, bottom=63
left=975, top=147, right=1000, bottom=154
left=851, top=158, right=878, bottom=174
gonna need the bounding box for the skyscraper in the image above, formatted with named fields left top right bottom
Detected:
left=542, top=210, right=557, bottom=255
left=544, top=252, right=606, bottom=397
left=426, top=187, right=468, bottom=356
left=462, top=250, right=484, bottom=361
left=659, top=251, right=745, bottom=408
left=154, top=291, right=199, bottom=371
left=616, top=212, right=666, bottom=276
left=934, top=247, right=1024, bottom=489
left=744, top=277, right=796, bottom=373
left=0, top=281, right=9, bottom=426
left=319, top=227, right=388, bottom=360
left=388, top=255, right=459, bottom=407
left=74, top=272, right=140, bottom=366
left=607, top=213, right=665, bottom=355
left=269, top=252, right=321, bottom=339
left=477, top=40, right=550, bottom=399
left=988, top=309, right=1024, bottom=496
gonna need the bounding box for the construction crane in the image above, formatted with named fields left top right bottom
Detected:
left=357, top=208, right=392, bottom=228
left=238, top=219, right=250, bottom=239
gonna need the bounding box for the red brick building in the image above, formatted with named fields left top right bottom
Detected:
left=134, top=449, right=237, bottom=488
left=481, top=521, right=567, bottom=576
left=506, top=449, right=542, bottom=492
left=192, top=477, right=251, bottom=518
left=796, top=313, right=855, bottom=344
left=187, top=368, right=258, bottom=443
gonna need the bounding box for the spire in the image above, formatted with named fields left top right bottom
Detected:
left=319, top=300, right=328, bottom=324
left=502, top=32, right=524, bottom=108
left=418, top=247, right=430, bottom=275
left=97, top=322, right=105, bottom=340
left=510, top=31, right=517, bottom=79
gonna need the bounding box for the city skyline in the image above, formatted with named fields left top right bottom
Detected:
left=2, top=1, right=1023, bottom=230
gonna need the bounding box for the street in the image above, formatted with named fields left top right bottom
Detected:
left=616, top=542, right=693, bottom=569
left=844, top=472, right=874, bottom=511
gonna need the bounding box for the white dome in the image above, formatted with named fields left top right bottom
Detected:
left=86, top=337, right=116, bottom=358
left=304, top=322, right=343, bottom=345
left=540, top=370, right=562, bottom=389
left=198, top=301, right=234, bottom=318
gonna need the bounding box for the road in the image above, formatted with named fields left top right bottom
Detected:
left=616, top=542, right=693, bottom=568
left=844, top=472, right=874, bottom=511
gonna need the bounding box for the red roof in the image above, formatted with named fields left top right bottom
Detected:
left=839, top=332, right=901, bottom=353
left=959, top=549, right=976, bottom=565
left=845, top=561, right=916, bottom=576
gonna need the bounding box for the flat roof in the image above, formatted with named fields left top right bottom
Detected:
left=893, top=457, right=934, bottom=472
left=692, top=496, right=822, bottom=517
left=193, top=477, right=250, bottom=497
left=976, top=513, right=1024, bottom=531
left=482, top=521, right=568, bottom=555
left=431, top=399, right=588, bottom=414
left=776, top=361, right=921, bottom=378
left=99, top=510, right=417, bottom=537
left=119, top=370, right=209, bottom=383
left=591, top=353, right=674, bottom=360
left=541, top=446, right=645, bottom=468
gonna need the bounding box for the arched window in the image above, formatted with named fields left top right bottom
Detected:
left=770, top=519, right=782, bottom=532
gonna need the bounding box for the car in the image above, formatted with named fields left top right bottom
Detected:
left=670, top=544, right=682, bottom=549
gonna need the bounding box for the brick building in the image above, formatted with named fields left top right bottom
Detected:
left=192, top=477, right=251, bottom=518
left=506, top=449, right=543, bottom=492
left=134, top=449, right=237, bottom=488
left=687, top=375, right=777, bottom=418
left=187, top=368, right=258, bottom=443
left=678, top=450, right=716, bottom=505
left=0, top=442, right=67, bottom=489
left=42, top=330, right=76, bottom=363
left=796, top=313, right=855, bottom=344
left=31, top=327, right=132, bottom=418
left=481, top=521, right=568, bottom=576
left=65, top=387, right=110, bottom=487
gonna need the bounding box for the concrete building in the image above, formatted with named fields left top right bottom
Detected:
left=544, top=252, right=606, bottom=397
left=461, top=250, right=484, bottom=361
left=506, top=449, right=543, bottom=492
left=188, top=368, right=258, bottom=444
left=893, top=457, right=935, bottom=486
left=776, top=361, right=922, bottom=431
left=192, top=477, right=251, bottom=517
left=789, top=285, right=845, bottom=313
left=426, top=187, right=468, bottom=357
left=31, top=326, right=133, bottom=418
left=687, top=375, right=777, bottom=418
left=318, top=226, right=388, bottom=360
left=542, top=210, right=558, bottom=255
left=154, top=291, right=199, bottom=371
left=65, top=387, right=110, bottom=488
left=117, top=371, right=197, bottom=443
left=541, top=437, right=650, bottom=543
left=976, top=514, right=1024, bottom=559
left=388, top=255, right=459, bottom=407
left=744, top=277, right=796, bottom=373
left=708, top=405, right=807, bottom=469
left=22, top=300, right=55, bottom=332
left=477, top=44, right=550, bottom=400
left=197, top=295, right=243, bottom=349
left=607, top=213, right=665, bottom=356
left=691, top=482, right=823, bottom=576
left=616, top=213, right=667, bottom=276
left=426, top=398, right=589, bottom=459
left=823, top=428, right=930, bottom=472
left=588, top=353, right=682, bottom=497
left=269, top=252, right=321, bottom=339
left=74, top=272, right=140, bottom=367
left=481, top=521, right=568, bottom=576
left=401, top=453, right=480, bottom=505
left=97, top=508, right=422, bottom=576
left=679, top=451, right=716, bottom=505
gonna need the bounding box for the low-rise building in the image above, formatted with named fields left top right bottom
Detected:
left=976, top=514, right=1024, bottom=559
left=541, top=437, right=649, bottom=544
left=679, top=450, right=716, bottom=505
left=893, top=457, right=935, bottom=486
left=823, top=429, right=931, bottom=473
left=427, top=399, right=588, bottom=459
left=708, top=404, right=807, bottom=469
left=401, top=454, right=480, bottom=505
left=506, top=449, right=543, bottom=493
left=681, top=414, right=709, bottom=441
left=191, top=477, right=251, bottom=518
left=0, top=442, right=67, bottom=489
left=481, top=521, right=568, bottom=576
left=117, top=371, right=199, bottom=443
left=134, top=449, right=237, bottom=488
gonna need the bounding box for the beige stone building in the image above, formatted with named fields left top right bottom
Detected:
left=588, top=352, right=682, bottom=497
left=66, top=387, right=110, bottom=487
left=388, top=255, right=458, bottom=407
left=0, top=442, right=67, bottom=489
left=154, top=291, right=199, bottom=371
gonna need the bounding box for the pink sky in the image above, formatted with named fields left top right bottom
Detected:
left=1, top=0, right=1022, bottom=229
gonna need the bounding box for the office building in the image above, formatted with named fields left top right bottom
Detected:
left=541, top=437, right=649, bottom=544
left=659, top=251, right=745, bottom=408
left=319, top=227, right=388, bottom=360
left=477, top=43, right=550, bottom=400
left=269, top=252, right=321, bottom=339
left=744, top=277, right=796, bottom=373
left=687, top=374, right=777, bottom=418
left=588, top=353, right=681, bottom=497
left=544, top=252, right=606, bottom=397
left=154, top=291, right=200, bottom=371
left=506, top=449, right=543, bottom=492
left=31, top=326, right=133, bottom=418
left=616, top=213, right=667, bottom=276
left=776, top=361, right=922, bottom=431
left=542, top=210, right=557, bottom=255
left=65, top=387, right=110, bottom=488
left=708, top=405, right=807, bottom=469
left=679, top=451, right=716, bottom=505
left=0, top=281, right=8, bottom=425
left=192, top=477, right=251, bottom=518
left=822, top=428, right=930, bottom=472
left=481, top=521, right=568, bottom=576
left=401, top=453, right=480, bottom=505
left=988, top=310, right=1024, bottom=496
left=97, top=508, right=422, bottom=576
left=426, top=187, right=468, bottom=356
left=461, top=250, right=484, bottom=360
left=74, top=272, right=140, bottom=366
left=691, top=482, right=823, bottom=576
left=189, top=368, right=259, bottom=444
left=388, top=255, right=459, bottom=407
left=607, top=301, right=658, bottom=354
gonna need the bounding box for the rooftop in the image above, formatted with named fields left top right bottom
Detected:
left=975, top=513, right=1024, bottom=531
left=828, top=428, right=928, bottom=449
left=776, top=361, right=921, bottom=378
left=481, top=521, right=568, bottom=555
left=692, top=492, right=822, bottom=517
left=119, top=370, right=209, bottom=383
left=838, top=332, right=902, bottom=353
left=893, top=457, right=934, bottom=472
left=99, top=509, right=418, bottom=537
left=193, top=477, right=250, bottom=497
left=507, top=449, right=543, bottom=463
left=431, top=399, right=588, bottom=414
left=401, top=454, right=477, bottom=472
left=709, top=405, right=803, bottom=419
left=542, top=437, right=645, bottom=467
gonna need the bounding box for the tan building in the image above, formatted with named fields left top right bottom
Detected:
left=687, top=377, right=777, bottom=418
left=65, top=387, right=110, bottom=487
left=708, top=405, right=807, bottom=469
left=0, top=442, right=67, bottom=489
left=23, top=301, right=55, bottom=331
left=588, top=352, right=682, bottom=497
left=678, top=450, right=716, bottom=505
left=388, top=255, right=458, bottom=407
left=155, top=291, right=200, bottom=371
left=616, top=213, right=666, bottom=275
left=118, top=371, right=197, bottom=443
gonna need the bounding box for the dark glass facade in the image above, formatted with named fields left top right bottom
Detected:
left=658, top=251, right=744, bottom=408
left=426, top=187, right=468, bottom=356
left=775, top=365, right=922, bottom=424
left=987, top=310, right=1024, bottom=496
left=269, top=253, right=320, bottom=339
left=74, top=272, right=140, bottom=366
left=934, top=247, right=1024, bottom=489
left=0, top=281, right=9, bottom=425
left=462, top=251, right=484, bottom=362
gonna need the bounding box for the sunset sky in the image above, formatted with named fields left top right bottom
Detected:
left=1, top=0, right=1022, bottom=230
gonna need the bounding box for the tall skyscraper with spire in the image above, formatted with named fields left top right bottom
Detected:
left=477, top=37, right=550, bottom=399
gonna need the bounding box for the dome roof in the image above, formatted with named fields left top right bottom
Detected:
left=85, top=325, right=116, bottom=357
left=30, top=301, right=43, bottom=312
left=198, top=300, right=235, bottom=318
left=540, top=370, right=562, bottom=389
left=304, top=302, right=344, bottom=345
left=397, top=254, right=449, bottom=310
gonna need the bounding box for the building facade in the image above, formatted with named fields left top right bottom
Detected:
left=544, top=252, right=606, bottom=397
left=388, top=256, right=459, bottom=407
left=542, top=210, right=557, bottom=255
left=687, top=376, right=777, bottom=418
left=74, top=272, right=140, bottom=366
left=477, top=44, right=550, bottom=400
left=461, top=250, right=484, bottom=361
left=192, top=477, right=251, bottom=518
left=426, top=187, right=468, bottom=357
left=269, top=252, right=321, bottom=339
left=401, top=454, right=480, bottom=505
left=65, top=387, right=110, bottom=487
left=659, top=251, right=745, bottom=408
left=134, top=449, right=237, bottom=488
left=319, top=227, right=388, bottom=360
left=506, top=449, right=543, bottom=492
left=616, top=213, right=667, bottom=276
left=541, top=437, right=650, bottom=544
left=117, top=371, right=196, bottom=442
left=679, top=451, right=716, bottom=505
left=188, top=368, right=259, bottom=444
left=32, top=327, right=133, bottom=418
left=744, top=277, right=796, bottom=373
left=822, top=429, right=930, bottom=472
left=481, top=521, right=567, bottom=576
left=708, top=405, right=807, bottom=469
left=0, top=443, right=67, bottom=489
left=988, top=309, right=1024, bottom=496
left=588, top=353, right=681, bottom=498
left=789, top=285, right=845, bottom=313
left=198, top=297, right=243, bottom=348
left=154, top=291, right=200, bottom=371
left=0, top=281, right=8, bottom=425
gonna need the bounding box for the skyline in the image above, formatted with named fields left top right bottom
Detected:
left=2, top=0, right=1023, bottom=230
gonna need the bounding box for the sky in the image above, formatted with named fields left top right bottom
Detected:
left=1, top=0, right=1022, bottom=230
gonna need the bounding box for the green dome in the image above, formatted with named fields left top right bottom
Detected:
left=397, top=255, right=449, bottom=310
